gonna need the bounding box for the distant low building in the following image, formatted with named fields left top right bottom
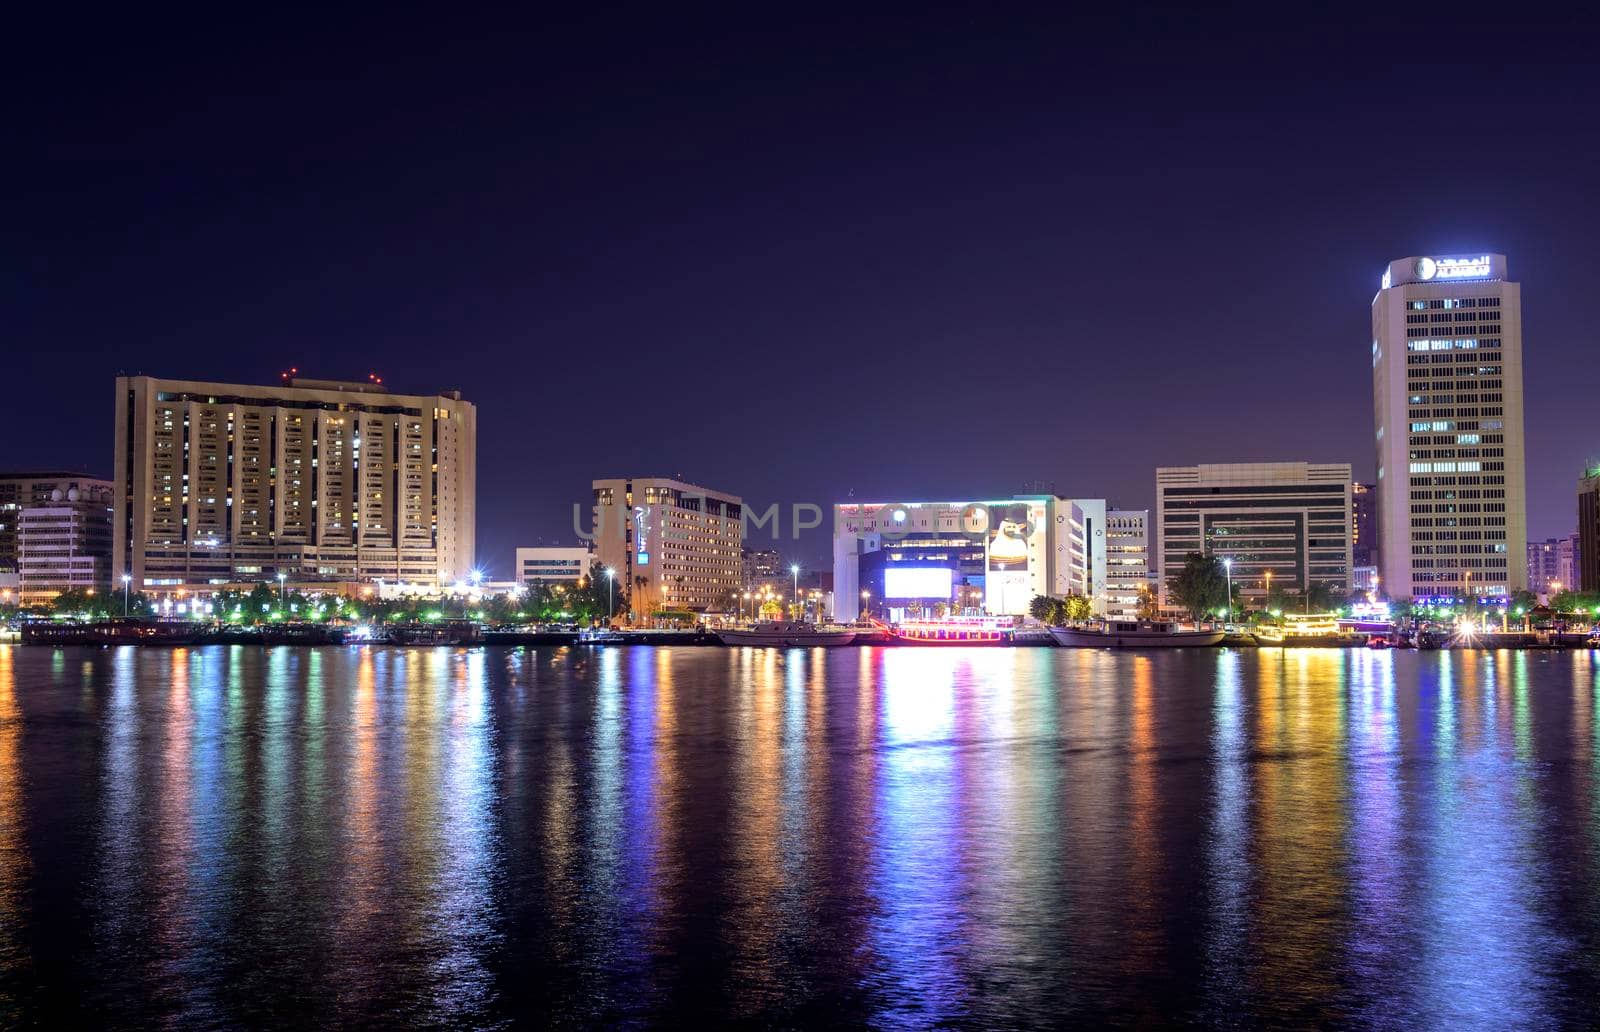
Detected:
left=1527, top=535, right=1579, bottom=594
left=514, top=546, right=591, bottom=588
left=18, top=484, right=114, bottom=603
left=0, top=472, right=113, bottom=578
left=1351, top=482, right=1377, bottom=568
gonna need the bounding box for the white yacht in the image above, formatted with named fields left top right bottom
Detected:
left=716, top=622, right=857, bottom=647
left=1049, top=619, right=1224, bottom=648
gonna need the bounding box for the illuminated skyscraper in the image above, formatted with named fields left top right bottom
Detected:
left=1371, top=253, right=1527, bottom=599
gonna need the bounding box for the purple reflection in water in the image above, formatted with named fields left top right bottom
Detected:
left=0, top=646, right=1596, bottom=1026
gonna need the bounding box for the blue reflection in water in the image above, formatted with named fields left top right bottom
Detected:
left=1204, top=649, right=1247, bottom=1012
left=1415, top=651, right=1560, bottom=1027
left=867, top=648, right=967, bottom=1028
left=426, top=649, right=500, bottom=1016
left=1343, top=650, right=1413, bottom=1024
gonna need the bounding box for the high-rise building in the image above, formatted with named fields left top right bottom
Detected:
left=1372, top=253, right=1527, bottom=600
left=115, top=376, right=476, bottom=594
left=17, top=485, right=115, bottom=603
left=513, top=546, right=591, bottom=588
left=1351, top=482, right=1377, bottom=567
left=1526, top=535, right=1579, bottom=595
left=1104, top=509, right=1154, bottom=619
left=592, top=477, right=743, bottom=615
left=1580, top=470, right=1600, bottom=592
left=0, top=472, right=113, bottom=578
left=1156, top=463, right=1353, bottom=608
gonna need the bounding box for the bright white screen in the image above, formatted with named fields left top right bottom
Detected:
left=884, top=567, right=953, bottom=599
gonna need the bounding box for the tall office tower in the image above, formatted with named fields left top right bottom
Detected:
left=592, top=477, right=743, bottom=615
left=1156, top=463, right=1353, bottom=609
left=1372, top=253, right=1526, bottom=600
left=1104, top=509, right=1154, bottom=619
left=115, top=376, right=476, bottom=594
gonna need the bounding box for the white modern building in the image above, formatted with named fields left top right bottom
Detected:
left=1526, top=535, right=1578, bottom=595
left=1104, top=509, right=1155, bottom=619
left=17, top=485, right=115, bottom=603
left=514, top=545, right=591, bottom=588
left=1, top=472, right=113, bottom=579
left=832, top=496, right=1109, bottom=621
left=1156, top=463, right=1353, bottom=610
left=592, top=477, right=743, bottom=615
left=1372, top=253, right=1527, bottom=600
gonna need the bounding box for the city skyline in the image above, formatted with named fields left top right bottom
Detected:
left=9, top=11, right=1599, bottom=575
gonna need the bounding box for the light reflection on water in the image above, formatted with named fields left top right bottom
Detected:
left=1, top=645, right=1599, bottom=1026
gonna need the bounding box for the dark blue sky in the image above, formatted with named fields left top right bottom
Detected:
left=10, top=7, right=1599, bottom=575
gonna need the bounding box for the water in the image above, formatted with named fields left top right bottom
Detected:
left=2, top=645, right=1599, bottom=1028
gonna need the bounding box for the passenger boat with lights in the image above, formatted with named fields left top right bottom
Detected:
left=716, top=622, right=857, bottom=647
left=1048, top=619, right=1224, bottom=648
left=885, top=616, right=1014, bottom=646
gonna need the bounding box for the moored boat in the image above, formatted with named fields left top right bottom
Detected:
left=20, top=618, right=209, bottom=646
left=1048, top=619, right=1224, bottom=648
left=386, top=620, right=483, bottom=646
left=716, top=622, right=857, bottom=647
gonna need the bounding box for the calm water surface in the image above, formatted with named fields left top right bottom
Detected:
left=2, top=645, right=1599, bottom=1028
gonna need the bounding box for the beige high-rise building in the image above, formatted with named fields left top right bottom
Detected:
left=1372, top=253, right=1527, bottom=600
left=114, top=375, right=475, bottom=593
left=592, top=477, right=742, bottom=616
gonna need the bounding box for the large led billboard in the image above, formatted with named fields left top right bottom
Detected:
left=884, top=566, right=953, bottom=600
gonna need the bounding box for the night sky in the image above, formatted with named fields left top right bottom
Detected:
left=11, top=8, right=1599, bottom=575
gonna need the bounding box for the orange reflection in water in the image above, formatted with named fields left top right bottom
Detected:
left=336, top=647, right=382, bottom=953
left=726, top=646, right=785, bottom=1016
left=1248, top=649, right=1348, bottom=1014
left=150, top=649, right=197, bottom=965
left=0, top=646, right=28, bottom=1001
left=1122, top=655, right=1164, bottom=976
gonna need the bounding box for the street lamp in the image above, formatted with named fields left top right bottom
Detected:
left=1222, top=557, right=1233, bottom=625
left=121, top=573, right=132, bottom=616
left=860, top=588, right=870, bottom=619
left=278, top=571, right=288, bottom=608
left=604, top=567, right=615, bottom=623
left=791, top=564, right=800, bottom=620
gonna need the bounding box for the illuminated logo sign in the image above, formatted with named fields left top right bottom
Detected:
left=632, top=505, right=651, bottom=566
left=1414, top=255, right=1492, bottom=281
